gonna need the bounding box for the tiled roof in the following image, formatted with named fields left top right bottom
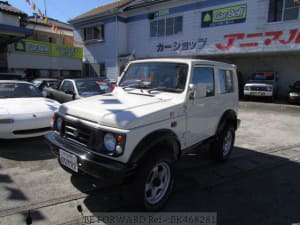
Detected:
left=70, top=0, right=134, bottom=23
left=27, top=16, right=73, bottom=31
left=0, top=1, right=27, bottom=16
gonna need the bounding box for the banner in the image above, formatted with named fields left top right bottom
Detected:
left=14, top=40, right=83, bottom=59
left=202, top=4, right=247, bottom=28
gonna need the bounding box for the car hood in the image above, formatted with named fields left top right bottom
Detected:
left=0, top=98, right=60, bottom=117
left=290, top=91, right=300, bottom=95
left=245, top=82, right=274, bottom=87
left=59, top=88, right=184, bottom=129
left=246, top=80, right=275, bottom=86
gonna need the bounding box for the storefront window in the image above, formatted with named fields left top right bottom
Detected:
left=268, top=0, right=300, bottom=22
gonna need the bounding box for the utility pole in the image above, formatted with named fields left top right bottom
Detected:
left=44, top=0, right=47, bottom=17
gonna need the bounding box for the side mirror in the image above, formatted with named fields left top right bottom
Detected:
left=189, top=84, right=195, bottom=100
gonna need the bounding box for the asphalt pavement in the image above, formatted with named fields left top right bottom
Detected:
left=0, top=101, right=300, bottom=225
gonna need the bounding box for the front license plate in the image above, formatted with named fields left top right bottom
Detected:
left=59, top=149, right=78, bottom=173
left=250, top=92, right=264, bottom=96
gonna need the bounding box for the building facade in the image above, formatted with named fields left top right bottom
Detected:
left=7, top=16, right=83, bottom=79
left=70, top=0, right=300, bottom=96
left=0, top=1, right=33, bottom=72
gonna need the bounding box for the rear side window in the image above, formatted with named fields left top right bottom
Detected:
left=218, top=69, right=234, bottom=94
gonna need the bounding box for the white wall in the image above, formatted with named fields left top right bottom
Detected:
left=0, top=12, right=19, bottom=26
left=126, top=0, right=300, bottom=57
left=78, top=18, right=127, bottom=79
left=74, top=0, right=300, bottom=87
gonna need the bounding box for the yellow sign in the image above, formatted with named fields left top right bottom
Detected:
left=213, top=4, right=247, bottom=22
left=14, top=40, right=83, bottom=59
left=202, top=4, right=247, bottom=28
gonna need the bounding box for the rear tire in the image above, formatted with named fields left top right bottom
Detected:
left=211, top=124, right=235, bottom=162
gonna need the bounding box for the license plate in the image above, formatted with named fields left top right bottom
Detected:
left=250, top=92, right=265, bottom=96
left=59, top=149, right=78, bottom=173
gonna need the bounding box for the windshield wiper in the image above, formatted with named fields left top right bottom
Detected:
left=147, top=86, right=182, bottom=94
left=122, top=82, right=151, bottom=91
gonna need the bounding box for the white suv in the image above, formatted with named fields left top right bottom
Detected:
left=46, top=58, right=240, bottom=210
left=244, top=71, right=279, bottom=101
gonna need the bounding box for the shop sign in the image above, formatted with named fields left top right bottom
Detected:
left=156, top=38, right=207, bottom=53
left=202, top=4, right=247, bottom=28
left=216, top=28, right=300, bottom=51
left=14, top=40, right=83, bottom=59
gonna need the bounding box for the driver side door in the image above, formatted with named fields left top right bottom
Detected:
left=58, top=80, right=75, bottom=103
left=186, top=66, right=219, bottom=146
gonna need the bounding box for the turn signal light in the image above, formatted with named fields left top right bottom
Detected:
left=0, top=119, right=14, bottom=124
left=116, top=135, right=125, bottom=144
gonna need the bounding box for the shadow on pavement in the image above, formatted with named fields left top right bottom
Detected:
left=0, top=137, right=55, bottom=161
left=70, top=146, right=300, bottom=225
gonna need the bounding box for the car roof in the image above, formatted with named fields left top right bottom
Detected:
left=0, top=80, right=31, bottom=84
left=33, top=78, right=59, bottom=81
left=128, top=58, right=236, bottom=68
left=66, top=78, right=106, bottom=81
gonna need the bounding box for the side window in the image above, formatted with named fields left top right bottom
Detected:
left=60, top=81, right=74, bottom=93
left=192, top=67, right=215, bottom=97
left=218, top=69, right=234, bottom=94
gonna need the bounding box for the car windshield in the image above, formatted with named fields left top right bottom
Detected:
left=251, top=72, right=275, bottom=81
left=119, top=62, right=188, bottom=93
left=0, top=82, right=43, bottom=98
left=96, top=81, right=110, bottom=92
left=75, top=80, right=105, bottom=95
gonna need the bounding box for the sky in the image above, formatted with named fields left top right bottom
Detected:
left=8, top=0, right=116, bottom=23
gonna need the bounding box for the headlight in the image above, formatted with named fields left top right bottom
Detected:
left=290, top=92, right=299, bottom=97
left=56, top=117, right=63, bottom=132
left=53, top=114, right=63, bottom=132
left=266, top=86, right=273, bottom=91
left=104, top=133, right=116, bottom=152
left=103, top=133, right=125, bottom=156
left=0, top=119, right=14, bottom=124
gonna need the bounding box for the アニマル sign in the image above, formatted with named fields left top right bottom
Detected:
left=13, top=40, right=83, bottom=59
left=202, top=4, right=247, bottom=28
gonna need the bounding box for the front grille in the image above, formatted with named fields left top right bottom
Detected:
left=250, top=86, right=267, bottom=91
left=63, top=120, right=92, bottom=146
left=62, top=119, right=103, bottom=150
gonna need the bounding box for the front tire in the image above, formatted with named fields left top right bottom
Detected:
left=122, top=152, right=175, bottom=211
left=211, top=124, right=235, bottom=162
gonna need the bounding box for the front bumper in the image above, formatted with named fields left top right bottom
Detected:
left=244, top=90, right=273, bottom=97
left=45, top=132, right=137, bottom=181
left=288, top=95, right=300, bottom=104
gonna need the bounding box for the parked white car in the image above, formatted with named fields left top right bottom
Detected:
left=0, top=80, right=60, bottom=139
